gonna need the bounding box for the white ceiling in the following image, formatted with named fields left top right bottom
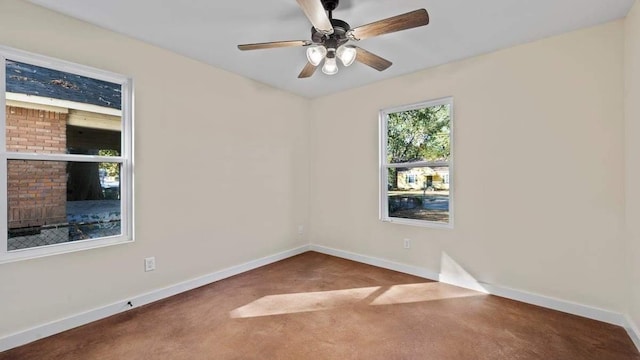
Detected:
left=27, top=0, right=635, bottom=98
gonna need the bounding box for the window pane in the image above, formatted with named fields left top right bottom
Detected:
left=7, top=160, right=121, bottom=251
left=387, top=166, right=450, bottom=224
left=386, top=104, right=450, bottom=164
left=5, top=59, right=122, bottom=155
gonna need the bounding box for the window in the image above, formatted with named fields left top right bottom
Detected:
left=379, top=97, right=453, bottom=228
left=0, top=46, right=133, bottom=262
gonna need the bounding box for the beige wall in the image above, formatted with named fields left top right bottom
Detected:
left=309, top=21, right=627, bottom=312
left=625, top=0, right=640, bottom=333
left=0, top=0, right=309, bottom=336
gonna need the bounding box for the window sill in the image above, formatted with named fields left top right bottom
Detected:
left=382, top=217, right=454, bottom=230
left=0, top=235, right=134, bottom=264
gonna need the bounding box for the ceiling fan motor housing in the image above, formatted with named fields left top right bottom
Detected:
left=311, top=18, right=351, bottom=47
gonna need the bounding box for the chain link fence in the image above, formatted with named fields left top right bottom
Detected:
left=8, top=220, right=121, bottom=251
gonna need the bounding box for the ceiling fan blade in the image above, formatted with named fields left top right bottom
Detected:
left=296, top=0, right=334, bottom=35
left=355, top=47, right=392, bottom=71
left=238, top=40, right=311, bottom=51
left=349, top=9, right=429, bottom=40
left=298, top=62, right=318, bottom=78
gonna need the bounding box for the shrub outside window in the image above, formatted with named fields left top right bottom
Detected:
left=379, top=97, right=453, bottom=228
left=0, top=45, right=134, bottom=263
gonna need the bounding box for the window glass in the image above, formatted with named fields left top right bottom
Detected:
left=6, top=60, right=122, bottom=155
left=7, top=160, right=121, bottom=250
left=387, top=166, right=450, bottom=223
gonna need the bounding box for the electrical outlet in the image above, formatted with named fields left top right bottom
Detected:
left=404, top=239, right=411, bottom=249
left=144, top=257, right=156, bottom=272
left=298, top=225, right=304, bottom=235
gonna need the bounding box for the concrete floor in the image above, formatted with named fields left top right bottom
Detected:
left=1, top=252, right=638, bottom=359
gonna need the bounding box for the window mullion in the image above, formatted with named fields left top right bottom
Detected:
left=386, top=161, right=450, bottom=169
left=0, top=54, right=6, bottom=152
left=0, top=153, right=7, bottom=254
left=5, top=153, right=124, bottom=163
left=1, top=54, right=7, bottom=253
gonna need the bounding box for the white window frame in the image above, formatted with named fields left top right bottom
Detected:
left=0, top=45, right=134, bottom=263
left=379, top=97, right=454, bottom=229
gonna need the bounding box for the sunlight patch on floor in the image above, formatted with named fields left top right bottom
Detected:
left=369, top=282, right=483, bottom=306
left=230, top=281, right=485, bottom=318
left=229, top=286, right=380, bottom=318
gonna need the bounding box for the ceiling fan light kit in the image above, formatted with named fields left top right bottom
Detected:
left=322, top=54, right=339, bottom=75
left=336, top=45, right=357, bottom=66
left=237, top=0, right=429, bottom=78
left=306, top=45, right=327, bottom=66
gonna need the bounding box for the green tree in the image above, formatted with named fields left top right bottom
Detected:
left=99, top=149, right=120, bottom=177
left=386, top=104, right=450, bottom=189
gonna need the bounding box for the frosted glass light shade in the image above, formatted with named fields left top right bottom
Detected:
left=306, top=46, right=327, bottom=66
left=337, top=45, right=357, bottom=67
left=322, top=57, right=338, bottom=75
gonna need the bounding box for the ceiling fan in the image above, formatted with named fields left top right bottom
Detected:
left=237, top=0, right=429, bottom=78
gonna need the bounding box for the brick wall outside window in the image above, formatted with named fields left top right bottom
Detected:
left=6, top=106, right=67, bottom=229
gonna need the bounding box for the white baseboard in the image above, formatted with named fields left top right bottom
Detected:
left=309, top=244, right=440, bottom=281
left=481, top=283, right=626, bottom=326
left=310, top=244, right=628, bottom=329
left=0, top=245, right=311, bottom=353
left=439, top=273, right=490, bottom=294
left=625, top=315, right=640, bottom=352
left=439, top=271, right=625, bottom=326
